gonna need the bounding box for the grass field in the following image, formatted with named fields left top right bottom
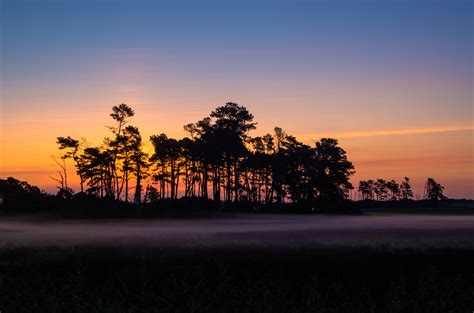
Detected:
left=1, top=213, right=473, bottom=312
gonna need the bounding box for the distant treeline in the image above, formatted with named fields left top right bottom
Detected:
left=0, top=103, right=453, bottom=216
left=358, top=177, right=446, bottom=201
left=0, top=176, right=467, bottom=217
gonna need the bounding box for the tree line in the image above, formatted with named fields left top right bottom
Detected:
left=55, top=103, right=355, bottom=207
left=53, top=102, right=449, bottom=209
left=358, top=177, right=446, bottom=201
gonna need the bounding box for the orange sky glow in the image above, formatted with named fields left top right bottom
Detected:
left=1, top=105, right=473, bottom=199
left=1, top=1, right=473, bottom=199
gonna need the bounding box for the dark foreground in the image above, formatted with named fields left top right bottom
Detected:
left=1, top=214, right=474, bottom=312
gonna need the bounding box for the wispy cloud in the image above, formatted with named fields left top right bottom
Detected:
left=355, top=155, right=474, bottom=167
left=305, top=125, right=474, bottom=140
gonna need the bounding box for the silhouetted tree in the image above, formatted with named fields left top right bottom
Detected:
left=271, top=127, right=289, bottom=204
left=386, top=179, right=400, bottom=200
left=80, top=147, right=113, bottom=198
left=358, top=180, right=375, bottom=200
left=107, top=104, right=135, bottom=200
left=56, top=136, right=85, bottom=192
left=400, top=177, right=413, bottom=200
left=50, top=156, right=68, bottom=193
left=373, top=179, right=389, bottom=201
left=424, top=178, right=447, bottom=200
left=210, top=102, right=256, bottom=202
left=55, top=104, right=149, bottom=205
left=313, top=138, right=355, bottom=201
left=278, top=135, right=312, bottom=203
left=123, top=126, right=148, bottom=206
left=150, top=134, right=181, bottom=199
left=244, top=134, right=275, bottom=204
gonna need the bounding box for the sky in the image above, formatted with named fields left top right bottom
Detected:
left=1, top=0, right=473, bottom=198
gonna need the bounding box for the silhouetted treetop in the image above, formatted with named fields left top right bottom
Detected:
left=110, top=103, right=135, bottom=123
left=210, top=102, right=257, bottom=136
left=56, top=136, right=80, bottom=156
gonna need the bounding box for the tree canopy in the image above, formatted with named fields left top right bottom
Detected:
left=54, top=103, right=358, bottom=209
left=53, top=103, right=449, bottom=210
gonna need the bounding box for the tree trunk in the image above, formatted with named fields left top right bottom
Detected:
left=125, top=169, right=129, bottom=203
left=134, top=163, right=141, bottom=207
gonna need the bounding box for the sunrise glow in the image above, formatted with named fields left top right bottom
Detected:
left=1, top=0, right=473, bottom=198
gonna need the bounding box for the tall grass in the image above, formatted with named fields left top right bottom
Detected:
left=1, top=247, right=473, bottom=312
